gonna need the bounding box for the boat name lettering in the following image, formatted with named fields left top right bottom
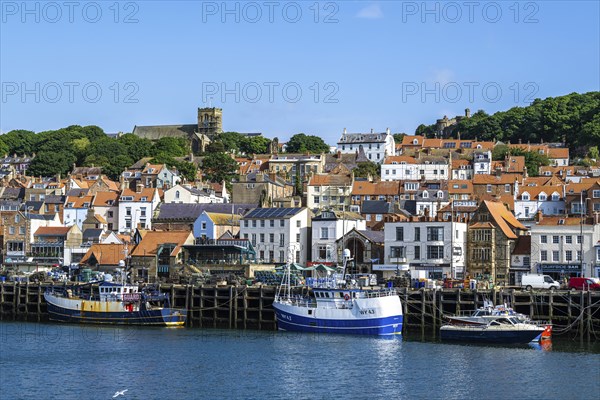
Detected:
left=359, top=309, right=375, bottom=315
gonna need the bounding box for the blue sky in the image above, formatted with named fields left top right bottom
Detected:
left=1, top=1, right=599, bottom=145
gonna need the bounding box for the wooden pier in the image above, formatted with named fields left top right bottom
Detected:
left=1, top=282, right=599, bottom=340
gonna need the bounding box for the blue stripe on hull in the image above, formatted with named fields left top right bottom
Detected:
left=274, top=308, right=403, bottom=336
left=440, top=329, right=544, bottom=344
left=46, top=303, right=187, bottom=326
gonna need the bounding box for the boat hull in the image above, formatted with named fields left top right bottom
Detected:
left=273, top=297, right=403, bottom=336
left=440, top=325, right=545, bottom=344
left=44, top=293, right=186, bottom=326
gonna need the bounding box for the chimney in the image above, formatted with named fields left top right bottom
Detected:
left=337, top=150, right=342, bottom=159
left=465, top=108, right=471, bottom=118
left=343, top=128, right=347, bottom=134
left=135, top=183, right=143, bottom=193
left=386, top=127, right=391, bottom=135
left=536, top=210, right=543, bottom=223
left=370, top=128, right=374, bottom=134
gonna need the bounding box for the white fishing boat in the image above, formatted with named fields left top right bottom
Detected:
left=272, top=249, right=403, bottom=336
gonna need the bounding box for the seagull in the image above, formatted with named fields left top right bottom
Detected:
left=112, top=389, right=128, bottom=398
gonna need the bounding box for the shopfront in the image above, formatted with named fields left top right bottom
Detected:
left=537, top=263, right=582, bottom=280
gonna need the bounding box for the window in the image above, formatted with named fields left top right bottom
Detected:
left=279, top=250, right=285, bottom=263
left=244, top=220, right=249, bottom=228
left=539, top=194, right=547, bottom=201
left=108, top=211, right=113, bottom=218
left=577, top=235, right=583, bottom=244
left=577, top=250, right=582, bottom=261
left=505, top=184, right=511, bottom=193
left=261, top=220, right=265, bottom=228
left=414, top=245, right=420, bottom=260
left=396, top=227, right=404, bottom=241
left=565, top=250, right=573, bottom=262
left=522, top=193, right=530, bottom=201
left=270, top=220, right=274, bottom=227
left=565, top=236, right=572, bottom=244
left=593, top=190, right=600, bottom=198
left=252, top=220, right=257, bottom=228
left=524, top=207, right=530, bottom=218
left=280, top=220, right=285, bottom=227
left=414, top=227, right=421, bottom=241
left=596, top=248, right=600, bottom=261
left=175, top=191, right=180, bottom=199
left=486, top=184, right=492, bottom=193
left=296, top=233, right=301, bottom=242
left=552, top=236, right=559, bottom=244
left=279, top=234, right=285, bottom=246
left=540, top=235, right=547, bottom=244
left=269, top=233, right=274, bottom=243
left=422, top=191, right=429, bottom=199
left=296, top=220, right=301, bottom=228
left=201, top=222, right=207, bottom=230
left=260, top=233, right=265, bottom=243
left=390, top=246, right=405, bottom=258
left=473, top=248, right=490, bottom=261
left=427, top=227, right=444, bottom=241
left=541, top=250, right=548, bottom=261
left=126, top=207, right=131, bottom=216
left=552, top=251, right=559, bottom=262
left=251, top=234, right=256, bottom=246
left=427, top=246, right=444, bottom=259
left=314, top=187, right=320, bottom=193
left=9, top=227, right=15, bottom=235
left=375, top=214, right=382, bottom=222
left=140, top=208, right=146, bottom=217
left=320, top=227, right=329, bottom=239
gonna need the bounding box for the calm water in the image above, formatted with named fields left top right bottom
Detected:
left=1, top=322, right=599, bottom=400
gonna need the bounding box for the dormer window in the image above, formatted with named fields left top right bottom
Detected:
left=552, top=193, right=559, bottom=201
left=539, top=193, right=547, bottom=201
left=413, top=139, right=418, bottom=145
left=522, top=193, right=530, bottom=200
left=141, top=197, right=148, bottom=202
left=422, top=191, right=429, bottom=199
left=148, top=168, right=154, bottom=173
left=175, top=191, right=180, bottom=199
left=437, top=191, right=444, bottom=198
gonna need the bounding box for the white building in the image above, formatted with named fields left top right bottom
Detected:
left=383, top=220, right=467, bottom=280
left=311, top=210, right=365, bottom=264
left=164, top=184, right=225, bottom=204
left=117, top=185, right=160, bottom=233
left=240, top=207, right=309, bottom=265
left=473, top=150, right=492, bottom=175
left=529, top=216, right=600, bottom=278
left=381, top=156, right=448, bottom=181
left=514, top=186, right=565, bottom=222
left=63, top=194, right=94, bottom=230
left=306, top=174, right=353, bottom=211
left=337, top=128, right=395, bottom=163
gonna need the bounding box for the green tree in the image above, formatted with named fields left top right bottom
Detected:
left=588, top=146, right=599, bottom=160
left=285, top=133, right=330, bottom=153
left=393, top=133, right=406, bottom=143
left=240, top=136, right=270, bottom=154
left=353, top=161, right=380, bottom=179
left=27, top=151, right=76, bottom=177
left=201, top=152, right=238, bottom=183
left=2, top=130, right=37, bottom=154
left=206, top=141, right=226, bottom=153
left=118, top=134, right=154, bottom=161
left=0, top=138, right=9, bottom=156
left=152, top=137, right=189, bottom=157
left=219, top=132, right=245, bottom=153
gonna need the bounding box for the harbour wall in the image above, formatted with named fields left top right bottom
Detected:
left=1, top=283, right=598, bottom=340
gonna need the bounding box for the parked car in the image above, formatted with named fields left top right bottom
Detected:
left=521, top=274, right=560, bottom=290
left=568, top=277, right=600, bottom=291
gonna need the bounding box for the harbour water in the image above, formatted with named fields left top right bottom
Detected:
left=1, top=322, right=598, bottom=400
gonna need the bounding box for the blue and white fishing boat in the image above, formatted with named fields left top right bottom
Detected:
left=273, top=249, right=403, bottom=336
left=44, top=280, right=186, bottom=327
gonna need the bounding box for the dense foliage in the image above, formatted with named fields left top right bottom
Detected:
left=211, top=132, right=270, bottom=155
left=353, top=161, right=380, bottom=179
left=285, top=133, right=330, bottom=154
left=0, top=126, right=195, bottom=180
left=416, top=92, right=600, bottom=157
left=201, top=152, right=239, bottom=185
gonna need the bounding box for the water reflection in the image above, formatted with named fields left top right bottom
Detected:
left=529, top=339, right=553, bottom=352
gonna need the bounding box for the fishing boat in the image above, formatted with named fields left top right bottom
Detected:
left=272, top=249, right=403, bottom=336
left=44, top=280, right=187, bottom=326
left=440, top=316, right=546, bottom=344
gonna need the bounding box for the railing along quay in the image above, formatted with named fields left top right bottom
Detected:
left=1, top=282, right=598, bottom=340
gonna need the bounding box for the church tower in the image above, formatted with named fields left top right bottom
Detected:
left=197, top=107, right=223, bottom=139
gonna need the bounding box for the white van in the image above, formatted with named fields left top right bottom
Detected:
left=521, top=274, right=560, bottom=290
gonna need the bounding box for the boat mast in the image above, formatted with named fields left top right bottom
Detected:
left=450, top=200, right=454, bottom=280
